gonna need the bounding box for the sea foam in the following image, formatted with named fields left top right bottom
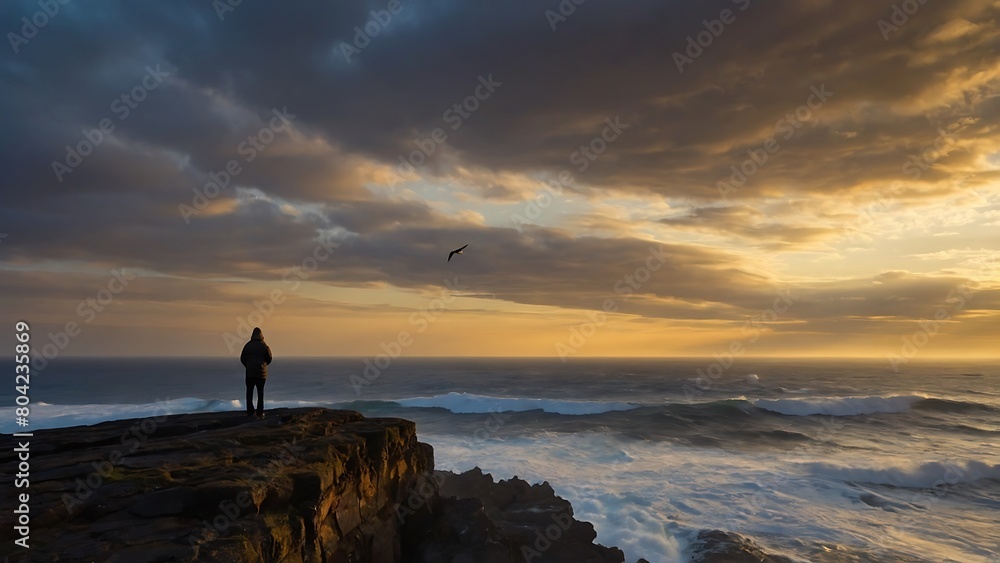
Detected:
left=394, top=392, right=637, bottom=415
left=753, top=394, right=926, bottom=416
left=802, top=459, right=1000, bottom=488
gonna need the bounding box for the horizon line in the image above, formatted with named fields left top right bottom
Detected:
left=25, top=355, right=1000, bottom=362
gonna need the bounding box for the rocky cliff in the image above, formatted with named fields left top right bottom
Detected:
left=1, top=408, right=627, bottom=562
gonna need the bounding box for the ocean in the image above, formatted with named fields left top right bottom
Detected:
left=3, top=357, right=999, bottom=562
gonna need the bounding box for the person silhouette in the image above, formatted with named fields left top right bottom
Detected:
left=240, top=327, right=273, bottom=418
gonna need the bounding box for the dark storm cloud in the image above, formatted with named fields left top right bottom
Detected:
left=1, top=0, right=997, bottom=338
left=6, top=0, right=996, bottom=203
left=5, top=0, right=997, bottom=198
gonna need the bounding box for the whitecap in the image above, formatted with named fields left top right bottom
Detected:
left=754, top=394, right=925, bottom=416
left=395, top=392, right=638, bottom=415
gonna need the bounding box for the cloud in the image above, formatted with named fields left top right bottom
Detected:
left=1, top=0, right=998, bottom=356
left=657, top=204, right=840, bottom=248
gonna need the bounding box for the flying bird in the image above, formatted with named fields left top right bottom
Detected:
left=448, top=244, right=468, bottom=262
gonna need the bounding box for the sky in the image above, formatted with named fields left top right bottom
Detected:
left=1, top=0, right=998, bottom=361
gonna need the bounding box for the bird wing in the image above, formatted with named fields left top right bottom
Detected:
left=447, top=244, right=467, bottom=261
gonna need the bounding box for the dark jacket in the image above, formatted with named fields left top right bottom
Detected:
left=240, top=329, right=273, bottom=378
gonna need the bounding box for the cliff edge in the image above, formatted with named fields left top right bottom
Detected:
left=2, top=408, right=627, bottom=562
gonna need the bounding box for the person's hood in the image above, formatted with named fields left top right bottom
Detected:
left=251, top=327, right=264, bottom=340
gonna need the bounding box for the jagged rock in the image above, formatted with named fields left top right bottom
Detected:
left=416, top=467, right=626, bottom=563
left=2, top=408, right=630, bottom=563
left=690, top=530, right=796, bottom=563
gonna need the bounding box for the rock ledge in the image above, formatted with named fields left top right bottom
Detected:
left=3, top=408, right=626, bottom=562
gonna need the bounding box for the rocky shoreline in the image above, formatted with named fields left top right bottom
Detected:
left=1, top=408, right=626, bottom=562
left=2, top=407, right=791, bottom=562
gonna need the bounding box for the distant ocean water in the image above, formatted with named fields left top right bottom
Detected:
left=3, top=357, right=999, bottom=562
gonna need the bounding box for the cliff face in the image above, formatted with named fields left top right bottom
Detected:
left=418, top=468, right=626, bottom=563
left=2, top=408, right=623, bottom=563
left=6, top=409, right=433, bottom=561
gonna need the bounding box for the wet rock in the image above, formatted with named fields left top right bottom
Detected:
left=691, top=529, right=796, bottom=563
left=1, top=408, right=633, bottom=562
